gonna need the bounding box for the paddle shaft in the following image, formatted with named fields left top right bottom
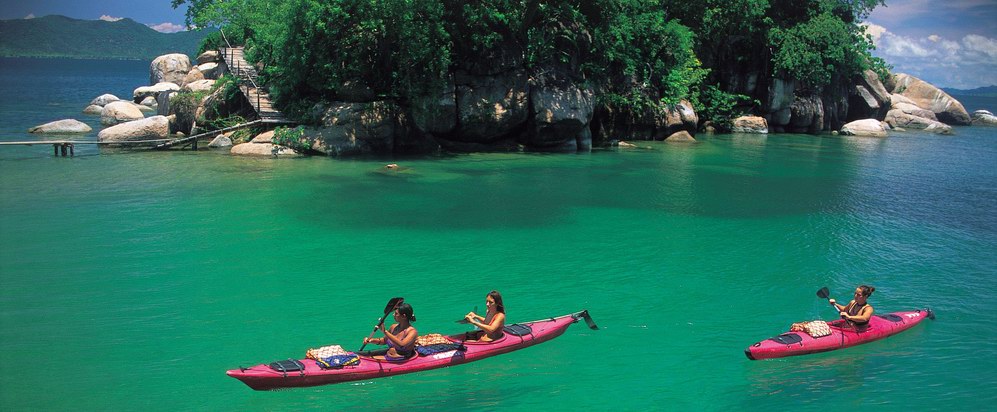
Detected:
left=358, top=297, right=403, bottom=352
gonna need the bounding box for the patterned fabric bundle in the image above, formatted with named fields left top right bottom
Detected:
left=316, top=354, right=360, bottom=370
left=790, top=320, right=832, bottom=338
left=306, top=344, right=348, bottom=360
left=415, top=343, right=466, bottom=356
left=416, top=334, right=452, bottom=346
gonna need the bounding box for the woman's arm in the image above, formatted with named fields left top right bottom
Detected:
left=471, top=313, right=506, bottom=335
left=842, top=305, right=874, bottom=323
left=465, top=312, right=485, bottom=322
left=384, top=326, right=417, bottom=347
left=829, top=299, right=852, bottom=312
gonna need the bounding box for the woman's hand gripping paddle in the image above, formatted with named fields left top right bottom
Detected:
left=455, top=306, right=478, bottom=324
left=358, top=297, right=403, bottom=352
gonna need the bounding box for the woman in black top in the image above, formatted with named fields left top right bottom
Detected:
left=829, top=285, right=875, bottom=326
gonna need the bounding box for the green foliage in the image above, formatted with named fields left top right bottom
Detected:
left=170, top=90, right=209, bottom=133
left=271, top=126, right=310, bottom=153
left=0, top=15, right=209, bottom=60
left=698, top=85, right=756, bottom=130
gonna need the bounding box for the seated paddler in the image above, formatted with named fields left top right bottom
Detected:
left=363, top=303, right=418, bottom=361
left=828, top=285, right=875, bottom=329
left=463, top=290, right=506, bottom=342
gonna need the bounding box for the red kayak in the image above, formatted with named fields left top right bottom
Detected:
left=227, top=310, right=598, bottom=390
left=745, top=309, right=934, bottom=360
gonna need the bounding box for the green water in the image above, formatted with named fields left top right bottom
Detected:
left=2, top=59, right=997, bottom=410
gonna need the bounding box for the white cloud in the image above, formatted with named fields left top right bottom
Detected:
left=148, top=22, right=185, bottom=33
left=962, top=34, right=997, bottom=58
left=99, top=15, right=123, bottom=22
left=24, top=13, right=35, bottom=19
left=865, top=22, right=997, bottom=88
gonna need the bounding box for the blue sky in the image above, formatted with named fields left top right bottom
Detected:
left=1, top=0, right=994, bottom=88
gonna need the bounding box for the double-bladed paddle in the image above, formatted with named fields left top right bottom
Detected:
left=817, top=286, right=848, bottom=319
left=455, top=306, right=478, bottom=324
left=358, top=297, right=404, bottom=352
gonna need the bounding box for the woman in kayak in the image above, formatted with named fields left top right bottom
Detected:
left=464, top=290, right=506, bottom=341
left=829, top=285, right=875, bottom=327
left=363, top=303, right=418, bottom=361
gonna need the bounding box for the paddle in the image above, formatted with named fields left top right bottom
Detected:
left=455, top=306, right=478, bottom=324
left=358, top=297, right=404, bottom=352
left=817, top=287, right=848, bottom=320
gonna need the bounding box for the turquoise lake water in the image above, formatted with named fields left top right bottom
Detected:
left=1, top=58, right=996, bottom=410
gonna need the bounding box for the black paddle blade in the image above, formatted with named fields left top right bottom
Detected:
left=383, top=297, right=404, bottom=314
left=816, top=287, right=830, bottom=299
left=574, top=310, right=599, bottom=330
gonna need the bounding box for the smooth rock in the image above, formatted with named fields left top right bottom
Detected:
left=82, top=104, right=104, bottom=115
left=732, top=116, right=769, bottom=133
left=196, top=50, right=220, bottom=65
left=184, top=79, right=216, bottom=93
left=28, top=119, right=92, bottom=133
left=972, top=110, right=997, bottom=126
left=884, top=109, right=953, bottom=134
left=182, top=66, right=205, bottom=86
left=208, top=134, right=232, bottom=147
left=131, top=102, right=155, bottom=113
left=197, top=62, right=220, bottom=80
left=98, top=115, right=169, bottom=142
left=251, top=130, right=274, bottom=143
left=891, top=73, right=970, bottom=125
left=840, top=119, right=887, bottom=137
left=140, top=96, right=158, bottom=108
left=100, top=101, right=145, bottom=126
left=230, top=143, right=300, bottom=157
left=89, top=93, right=120, bottom=107
left=134, top=82, right=180, bottom=102
left=150, top=53, right=192, bottom=85
left=666, top=130, right=696, bottom=142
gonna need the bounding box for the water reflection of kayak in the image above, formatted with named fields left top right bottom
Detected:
left=227, top=310, right=598, bottom=390
left=745, top=309, right=934, bottom=360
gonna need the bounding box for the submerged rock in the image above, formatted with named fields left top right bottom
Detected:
left=28, top=119, right=92, bottom=133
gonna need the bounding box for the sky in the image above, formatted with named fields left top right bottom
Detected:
left=1, top=0, right=994, bottom=89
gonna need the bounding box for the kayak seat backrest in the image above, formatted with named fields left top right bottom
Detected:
left=877, top=314, right=904, bottom=322
left=769, top=333, right=804, bottom=345
left=503, top=324, right=533, bottom=337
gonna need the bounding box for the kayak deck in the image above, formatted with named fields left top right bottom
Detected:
left=745, top=309, right=934, bottom=360
left=227, top=310, right=597, bottom=390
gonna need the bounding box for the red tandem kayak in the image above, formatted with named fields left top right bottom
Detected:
left=745, top=309, right=934, bottom=360
left=227, top=310, right=598, bottom=390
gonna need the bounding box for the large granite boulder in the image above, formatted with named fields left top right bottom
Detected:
left=840, top=119, right=887, bottom=137
left=659, top=100, right=698, bottom=139
left=98, top=116, right=169, bottom=142
left=304, top=101, right=402, bottom=156
left=890, top=73, right=970, bottom=125
left=196, top=50, right=220, bottom=65
left=134, top=82, right=180, bottom=102
left=230, top=142, right=299, bottom=157
left=410, top=75, right=457, bottom=136
left=101, top=101, right=145, bottom=126
left=885, top=109, right=953, bottom=134
left=666, top=130, right=695, bottom=142
left=454, top=69, right=529, bottom=142
left=250, top=130, right=274, bottom=143
left=83, top=105, right=104, bottom=115
left=732, top=116, right=769, bottom=133
left=90, top=94, right=120, bottom=107
left=207, top=134, right=232, bottom=147
left=848, top=70, right=891, bottom=121
left=150, top=53, right=192, bottom=85
left=972, top=110, right=997, bottom=126
left=28, top=119, right=92, bottom=133
left=789, top=94, right=825, bottom=133
left=766, top=78, right=796, bottom=128
left=197, top=62, right=220, bottom=80
left=527, top=80, right=594, bottom=149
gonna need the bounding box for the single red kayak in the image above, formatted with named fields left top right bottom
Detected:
left=745, top=309, right=934, bottom=360
left=227, top=310, right=598, bottom=390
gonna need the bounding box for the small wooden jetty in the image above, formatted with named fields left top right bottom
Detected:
left=0, top=139, right=171, bottom=156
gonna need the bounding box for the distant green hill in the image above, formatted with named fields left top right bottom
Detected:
left=0, top=15, right=212, bottom=60
left=943, top=85, right=997, bottom=98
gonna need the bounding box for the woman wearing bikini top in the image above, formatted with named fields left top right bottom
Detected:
left=828, top=285, right=875, bottom=328
left=464, top=290, right=506, bottom=342
left=363, top=303, right=418, bottom=361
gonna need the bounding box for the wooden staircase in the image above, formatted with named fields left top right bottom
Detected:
left=220, top=46, right=294, bottom=125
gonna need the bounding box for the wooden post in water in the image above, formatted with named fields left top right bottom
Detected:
left=69, top=143, right=74, bottom=157
left=53, top=144, right=58, bottom=156
left=59, top=144, right=67, bottom=157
